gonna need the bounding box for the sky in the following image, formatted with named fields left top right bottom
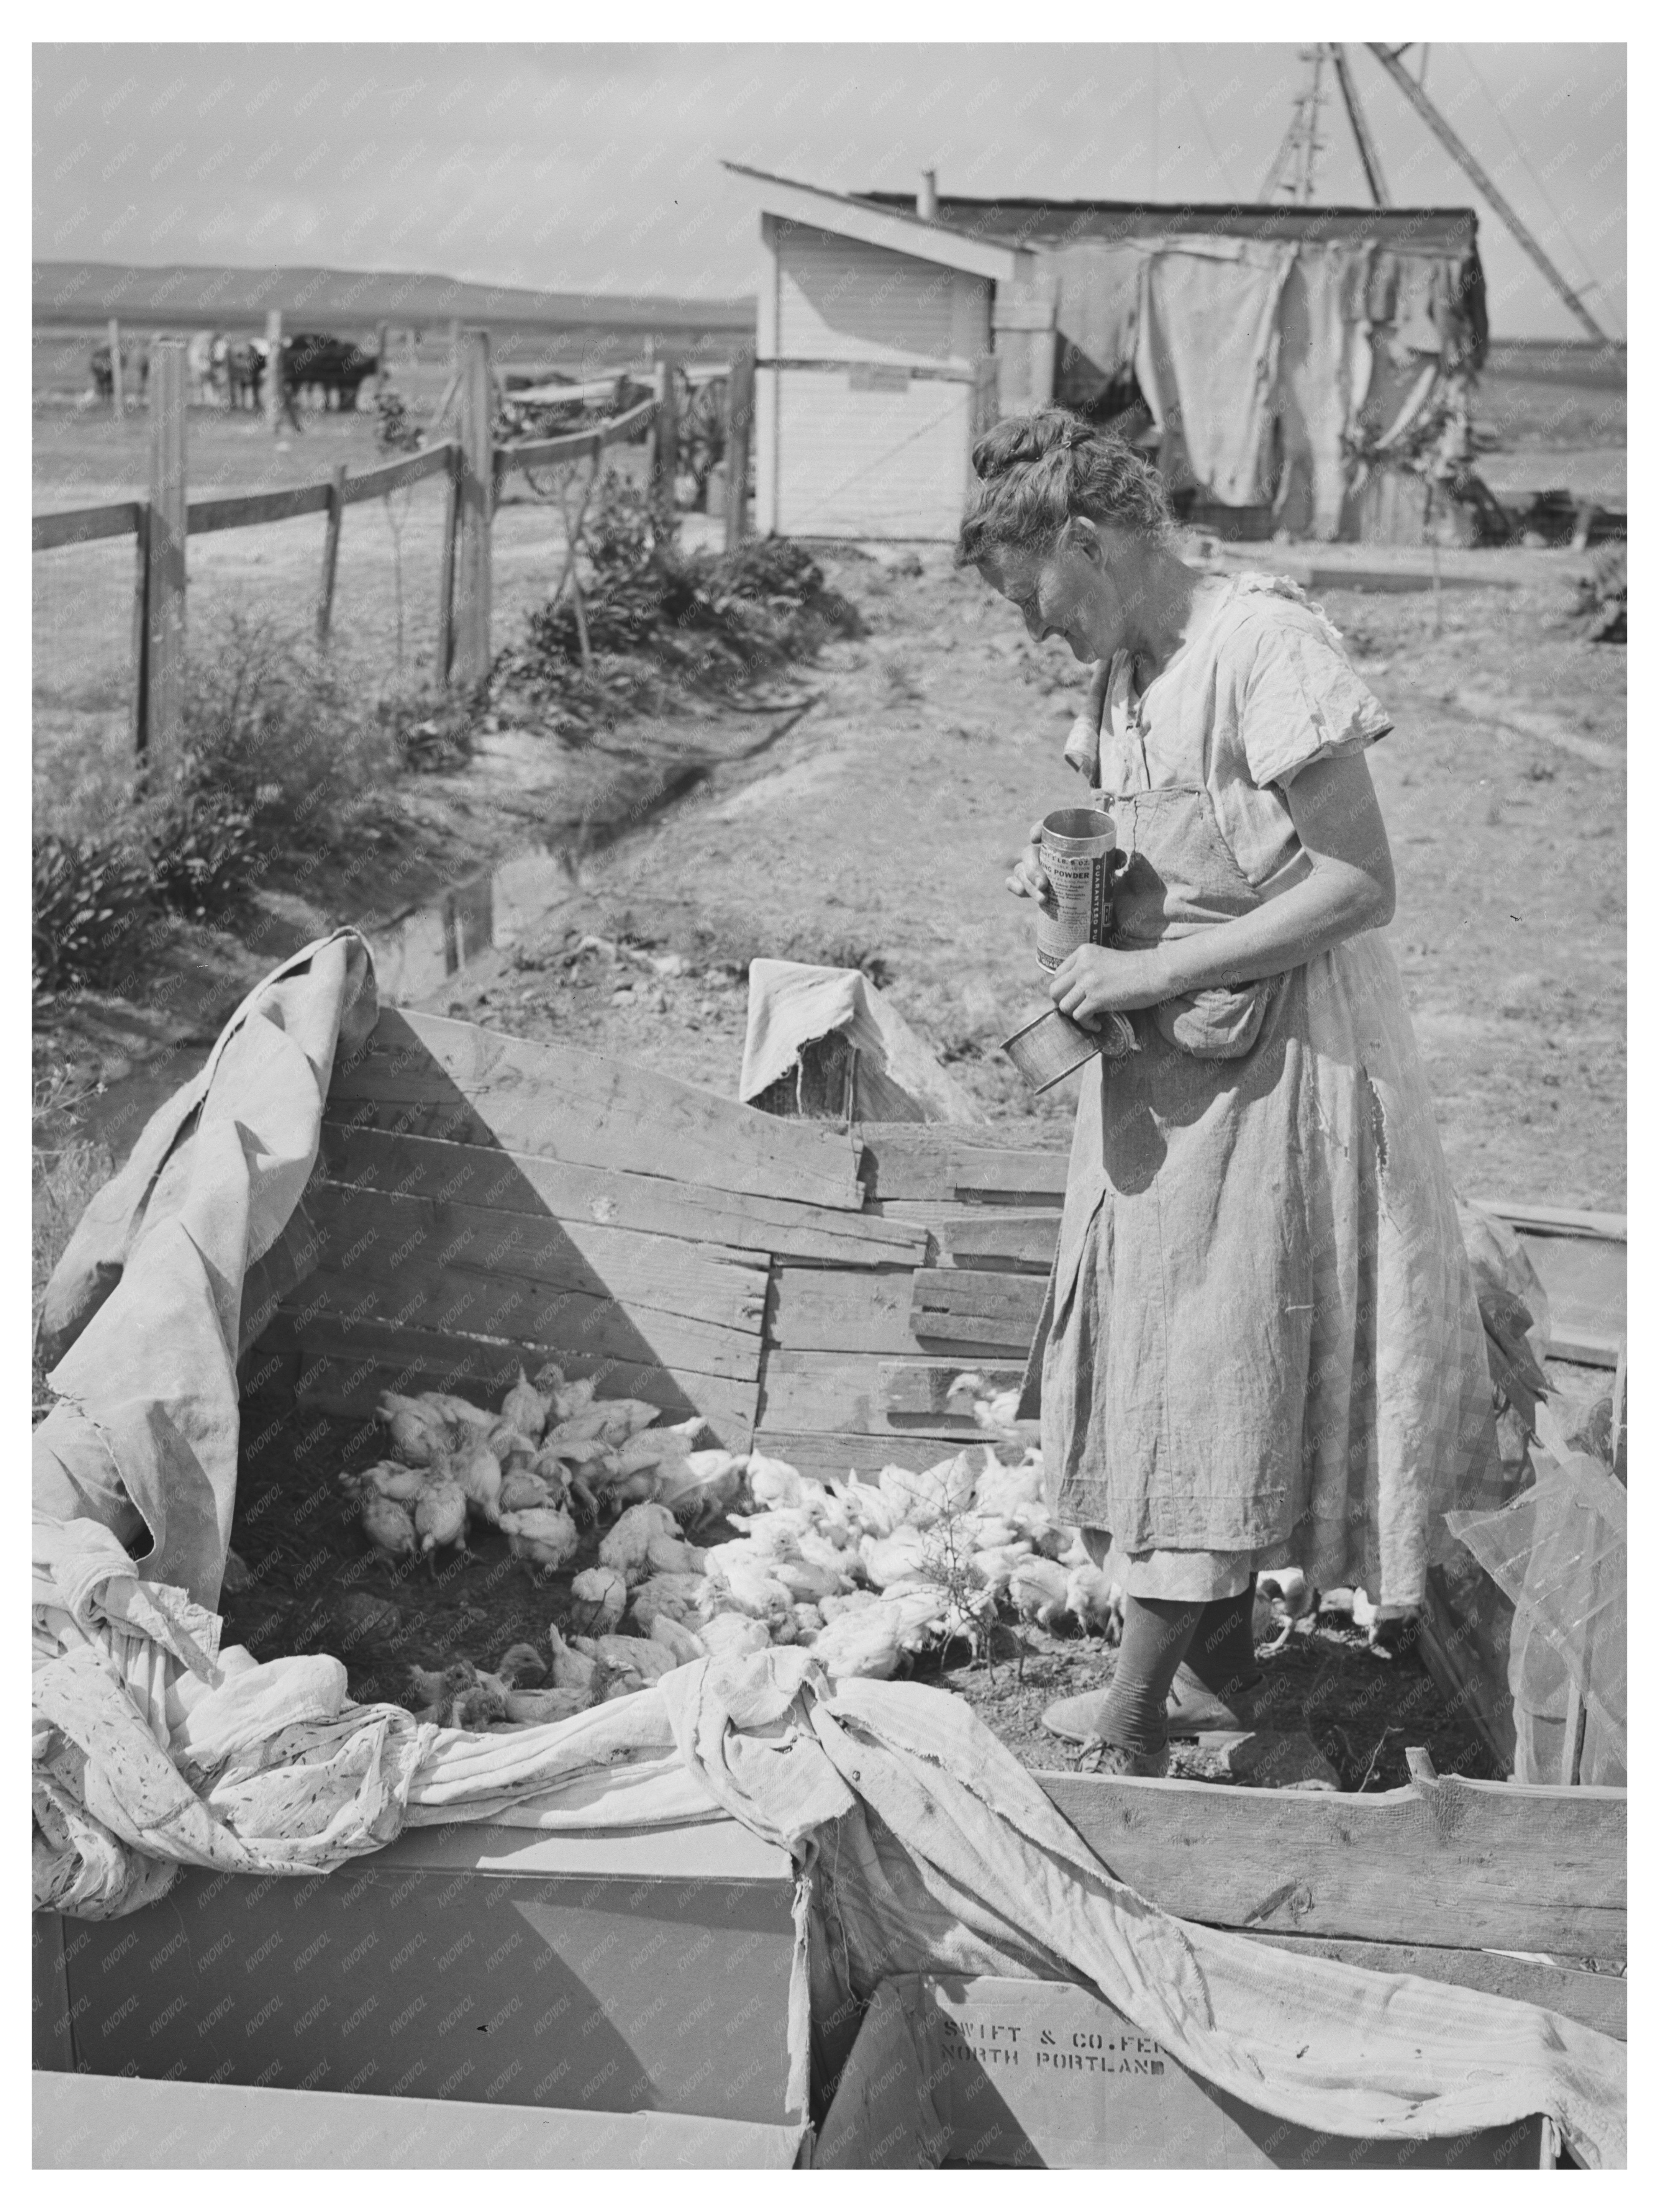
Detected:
left=32, top=42, right=1627, bottom=338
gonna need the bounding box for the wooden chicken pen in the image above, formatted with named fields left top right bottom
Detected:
left=35, top=1002, right=1626, bottom=2164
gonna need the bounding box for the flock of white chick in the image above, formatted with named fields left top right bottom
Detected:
left=338, top=1365, right=1136, bottom=1732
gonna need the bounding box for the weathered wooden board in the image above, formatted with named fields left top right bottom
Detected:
left=856, top=1125, right=1069, bottom=1203
left=1515, top=1228, right=1626, bottom=1366
left=749, top=1430, right=976, bottom=1482
left=290, top=1264, right=762, bottom=1381
left=331, top=1010, right=864, bottom=1211
left=932, top=1211, right=1062, bottom=1269
left=317, top=1123, right=927, bottom=1264
left=759, top=1351, right=1008, bottom=1436
left=911, top=1266, right=1048, bottom=1350
left=1237, top=1932, right=1626, bottom=2041
left=304, top=1179, right=767, bottom=1331
left=282, top=1312, right=759, bottom=1445
left=1036, top=1770, right=1625, bottom=1959
left=766, top=1265, right=1000, bottom=1358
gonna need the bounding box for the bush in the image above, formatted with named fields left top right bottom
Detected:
left=145, top=787, right=261, bottom=921
left=179, top=612, right=402, bottom=836
left=32, top=830, right=155, bottom=997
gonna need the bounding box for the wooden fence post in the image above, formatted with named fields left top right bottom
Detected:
left=649, top=355, right=680, bottom=528
left=453, top=329, right=494, bottom=689
left=375, top=321, right=389, bottom=390
left=145, top=339, right=187, bottom=783
left=436, top=444, right=460, bottom=686
left=317, top=462, right=346, bottom=647
left=129, top=505, right=149, bottom=764
left=264, top=309, right=282, bottom=433
left=724, top=347, right=755, bottom=553
left=108, top=317, right=124, bottom=417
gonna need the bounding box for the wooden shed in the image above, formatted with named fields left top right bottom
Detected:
left=726, top=163, right=1054, bottom=541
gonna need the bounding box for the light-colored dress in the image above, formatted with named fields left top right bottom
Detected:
left=1039, top=573, right=1498, bottom=1607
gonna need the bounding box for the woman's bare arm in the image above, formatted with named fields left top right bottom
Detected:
left=1049, top=751, right=1395, bottom=1022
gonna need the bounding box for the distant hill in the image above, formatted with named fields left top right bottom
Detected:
left=32, top=260, right=756, bottom=338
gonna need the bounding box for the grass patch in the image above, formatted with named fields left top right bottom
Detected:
left=32, top=1055, right=113, bottom=1419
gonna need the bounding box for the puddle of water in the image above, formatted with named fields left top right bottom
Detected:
left=366, top=844, right=579, bottom=1005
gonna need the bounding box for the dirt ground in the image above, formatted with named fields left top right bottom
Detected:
left=421, top=548, right=1626, bottom=1209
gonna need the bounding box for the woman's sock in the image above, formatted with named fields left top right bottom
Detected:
left=1181, top=1579, right=1264, bottom=1707
left=1091, top=1596, right=1202, bottom=1756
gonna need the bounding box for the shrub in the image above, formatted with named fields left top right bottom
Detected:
left=179, top=612, right=402, bottom=836
left=145, top=787, right=261, bottom=921
left=32, top=830, right=155, bottom=997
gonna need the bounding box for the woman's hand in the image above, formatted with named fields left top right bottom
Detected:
left=1005, top=822, right=1055, bottom=911
left=1049, top=943, right=1170, bottom=1025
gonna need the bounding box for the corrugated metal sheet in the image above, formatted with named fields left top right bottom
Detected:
left=775, top=370, right=972, bottom=537
left=778, top=226, right=964, bottom=365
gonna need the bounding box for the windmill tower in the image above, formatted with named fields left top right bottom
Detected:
left=1258, top=47, right=1330, bottom=203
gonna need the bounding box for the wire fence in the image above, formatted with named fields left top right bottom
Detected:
left=32, top=331, right=752, bottom=835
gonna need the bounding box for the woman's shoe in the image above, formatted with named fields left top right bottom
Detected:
left=1077, top=1738, right=1171, bottom=1778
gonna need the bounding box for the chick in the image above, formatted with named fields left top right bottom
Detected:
left=946, top=1372, right=1041, bottom=1456
left=341, top=1459, right=428, bottom=1504
left=499, top=1468, right=558, bottom=1516
left=646, top=1615, right=706, bottom=1668
left=547, top=1623, right=601, bottom=1696
left=599, top=1502, right=680, bottom=1585
left=408, top=1659, right=505, bottom=1731
left=499, top=1503, right=580, bottom=1584
left=575, top=1633, right=677, bottom=1685
left=656, top=1450, right=747, bottom=1530
left=1258, top=1568, right=1320, bottom=1654
left=361, top=1492, right=419, bottom=1571
left=454, top=1445, right=505, bottom=1527
left=376, top=1391, right=451, bottom=1468
left=501, top=1366, right=550, bottom=1443
left=695, top=1613, right=772, bottom=1661
left=414, top=1475, right=469, bottom=1576
left=1064, top=1564, right=1124, bottom=1643
left=1008, top=1556, right=1072, bottom=1633
left=495, top=1641, right=549, bottom=1690
left=569, top=1565, right=628, bottom=1636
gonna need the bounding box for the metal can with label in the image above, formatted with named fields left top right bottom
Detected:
left=1035, top=807, right=1118, bottom=973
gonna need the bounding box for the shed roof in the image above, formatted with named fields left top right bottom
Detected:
left=856, top=192, right=1479, bottom=257
left=722, top=162, right=1029, bottom=282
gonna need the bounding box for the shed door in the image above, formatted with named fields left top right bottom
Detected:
left=775, top=367, right=972, bottom=538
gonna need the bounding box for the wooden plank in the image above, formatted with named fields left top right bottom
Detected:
left=934, top=1211, right=1061, bottom=1269
left=264, top=308, right=282, bottom=434
left=107, top=316, right=123, bottom=418
left=1035, top=1770, right=1625, bottom=1959
left=330, top=1008, right=866, bottom=1211
left=128, top=505, right=148, bottom=762
left=145, top=338, right=187, bottom=784
left=316, top=1123, right=926, bottom=1264
left=857, top=1125, right=1069, bottom=1201
left=768, top=1265, right=931, bottom=1356
left=289, top=1264, right=761, bottom=1381
left=1236, top=1932, right=1626, bottom=2041
left=303, top=1178, right=767, bottom=1331
left=316, top=462, right=345, bottom=646
left=911, top=1266, right=1048, bottom=1343
left=725, top=346, right=754, bottom=551
left=338, top=440, right=456, bottom=505
left=493, top=397, right=656, bottom=474
left=283, top=1312, right=757, bottom=1446
left=31, top=501, right=143, bottom=552
left=1470, top=1199, right=1626, bottom=1241
left=454, top=329, right=494, bottom=687
left=186, top=481, right=333, bottom=535
left=759, top=1351, right=998, bottom=1436
left=880, top=1362, right=1023, bottom=1417
left=436, top=444, right=459, bottom=685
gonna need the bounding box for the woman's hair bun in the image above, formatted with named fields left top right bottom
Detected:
left=957, top=407, right=1172, bottom=564
left=971, top=410, right=1088, bottom=482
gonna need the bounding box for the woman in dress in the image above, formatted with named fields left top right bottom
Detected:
left=957, top=411, right=1497, bottom=1776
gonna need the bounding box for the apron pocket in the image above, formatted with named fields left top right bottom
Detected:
left=1153, top=978, right=1273, bottom=1059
